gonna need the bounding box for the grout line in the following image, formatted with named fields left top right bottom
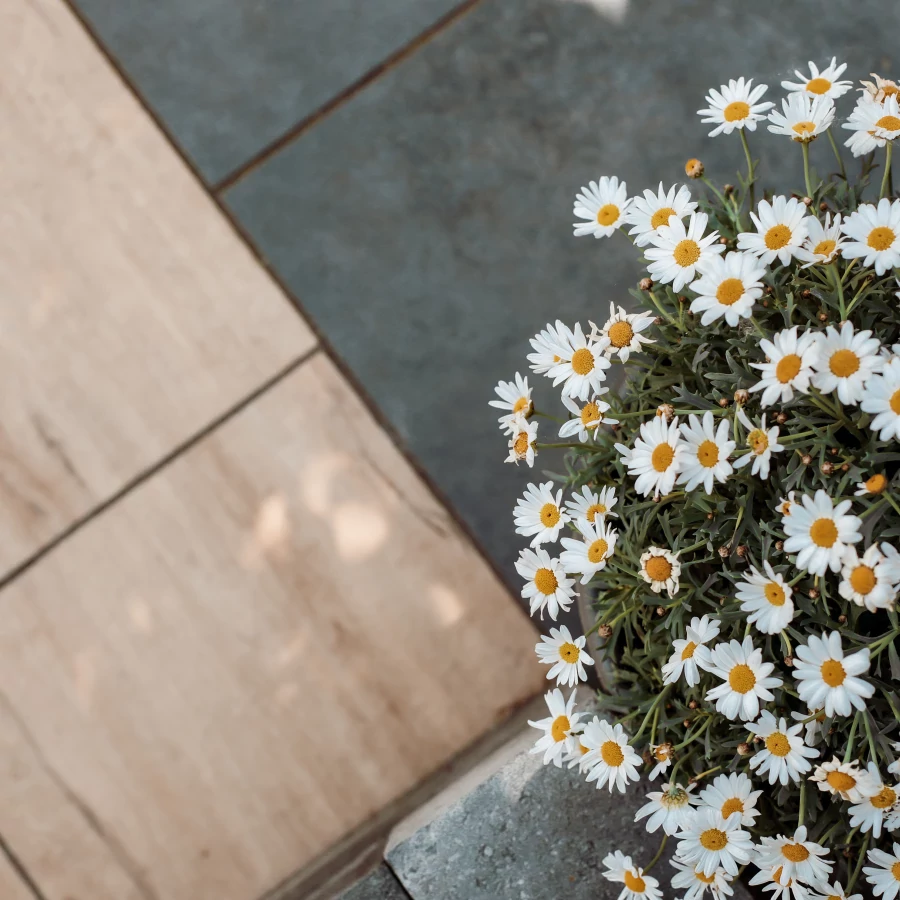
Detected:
left=212, top=0, right=484, bottom=193
left=0, top=347, right=319, bottom=594
left=0, top=832, right=48, bottom=900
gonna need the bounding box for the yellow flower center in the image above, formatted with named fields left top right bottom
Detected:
left=654, top=746, right=671, bottom=761
left=826, top=770, right=857, bottom=792
left=891, top=389, right=900, bottom=415
left=650, top=206, right=677, bottom=229
left=596, top=204, right=620, bottom=226
left=651, top=443, right=675, bottom=472
left=551, top=714, right=571, bottom=742
left=866, top=473, right=888, bottom=493
left=876, top=115, right=900, bottom=132
left=700, top=828, right=728, bottom=851
left=514, top=432, right=530, bottom=455
left=775, top=353, right=802, bottom=384
left=806, top=77, right=832, bottom=94
left=748, top=429, right=769, bottom=454
left=696, top=871, right=718, bottom=885
left=534, top=567, right=559, bottom=595
left=540, top=503, right=561, bottom=527
left=571, top=347, right=595, bottom=375
left=884, top=85, right=900, bottom=99
left=559, top=641, right=580, bottom=663
left=850, top=565, right=876, bottom=595
left=673, top=239, right=701, bottom=267
left=820, top=659, right=846, bottom=687
left=765, top=224, right=792, bottom=250
left=830, top=348, right=860, bottom=377
left=892, top=861, right=900, bottom=881
left=600, top=739, right=624, bottom=766
left=512, top=396, right=531, bottom=414
left=765, top=733, right=791, bottom=757
left=586, top=503, right=606, bottom=522
left=721, top=798, right=744, bottom=818
left=697, top=440, right=720, bottom=468
left=588, top=539, right=609, bottom=564
left=723, top=101, right=750, bottom=122
left=580, top=402, right=601, bottom=426
left=681, top=640, right=697, bottom=660
left=872, top=785, right=897, bottom=809
left=608, top=320, right=634, bottom=348
left=764, top=582, right=786, bottom=606
left=623, top=871, right=646, bottom=893
left=782, top=843, right=810, bottom=862
left=645, top=555, right=673, bottom=583
left=729, top=663, right=757, bottom=694
left=810, top=518, right=838, bottom=547
left=868, top=225, right=896, bottom=251
left=791, top=120, right=817, bottom=137
left=715, top=277, right=745, bottom=306
left=813, top=239, right=836, bottom=258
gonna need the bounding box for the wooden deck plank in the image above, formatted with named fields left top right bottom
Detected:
left=0, top=354, right=542, bottom=900
left=0, top=0, right=315, bottom=577
left=0, top=856, right=36, bottom=900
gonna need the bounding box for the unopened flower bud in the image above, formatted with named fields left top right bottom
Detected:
left=776, top=412, right=788, bottom=425
left=654, top=316, right=662, bottom=325
left=707, top=512, right=715, bottom=520
left=809, top=588, right=820, bottom=599
left=801, top=454, right=812, bottom=465
left=736, top=544, right=748, bottom=558
left=838, top=614, right=847, bottom=624
left=657, top=403, right=675, bottom=421
left=683, top=718, right=692, bottom=727
left=819, top=202, right=829, bottom=212
left=718, top=397, right=729, bottom=408
left=688, top=700, right=699, bottom=709
left=764, top=285, right=774, bottom=295
left=801, top=289, right=813, bottom=299
left=657, top=606, right=666, bottom=617
left=718, top=544, right=731, bottom=558
left=724, top=184, right=735, bottom=196
left=737, top=742, right=752, bottom=756
left=818, top=312, right=828, bottom=322
left=719, top=236, right=728, bottom=245
left=821, top=461, right=835, bottom=475
left=841, top=463, right=850, bottom=472
left=775, top=540, right=784, bottom=551
left=802, top=196, right=813, bottom=206
left=640, top=277, right=653, bottom=291
left=598, top=624, right=613, bottom=639
left=679, top=295, right=688, bottom=304
left=784, top=656, right=794, bottom=667
left=685, top=158, right=704, bottom=178
left=830, top=448, right=839, bottom=456
left=734, top=389, right=749, bottom=404
left=762, top=300, right=769, bottom=307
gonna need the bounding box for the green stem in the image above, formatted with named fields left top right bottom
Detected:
left=535, top=442, right=595, bottom=451
left=802, top=141, right=814, bottom=200
left=643, top=834, right=668, bottom=874
left=798, top=779, right=807, bottom=828
left=863, top=709, right=879, bottom=764
left=678, top=539, right=709, bottom=555
left=749, top=316, right=766, bottom=338
left=674, top=715, right=712, bottom=750
left=844, top=711, right=861, bottom=763
left=827, top=127, right=847, bottom=180
left=882, top=141, right=894, bottom=200
left=831, top=261, right=846, bottom=321
left=690, top=764, right=723, bottom=783
left=847, top=833, right=870, bottom=893
left=740, top=129, right=756, bottom=210
left=631, top=686, right=672, bottom=744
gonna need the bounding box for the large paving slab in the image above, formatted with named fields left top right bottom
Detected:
left=223, top=0, right=900, bottom=594
left=0, top=0, right=314, bottom=579
left=339, top=864, right=409, bottom=900
left=0, top=353, right=542, bottom=900
left=68, top=0, right=466, bottom=184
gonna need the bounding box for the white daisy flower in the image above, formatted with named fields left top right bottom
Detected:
left=506, top=415, right=539, bottom=467
left=782, top=490, right=863, bottom=576
left=513, top=482, right=571, bottom=547
left=842, top=95, right=900, bottom=159
left=603, top=851, right=663, bottom=900
left=734, top=410, right=785, bottom=480
left=793, top=631, right=874, bottom=718
left=582, top=717, right=642, bottom=793
left=792, top=708, right=828, bottom=746
left=841, top=198, right=900, bottom=274
left=489, top=372, right=533, bottom=433
left=559, top=391, right=618, bottom=442
left=677, top=411, right=736, bottom=493
left=648, top=742, right=674, bottom=781
left=527, top=688, right=584, bottom=767
left=573, top=176, right=631, bottom=238
left=559, top=518, right=618, bottom=584
left=811, top=882, right=862, bottom=900
left=767, top=93, right=835, bottom=142
left=676, top=806, right=754, bottom=877
left=737, top=196, right=810, bottom=266
left=856, top=473, right=889, bottom=496
left=548, top=322, right=612, bottom=400
left=535, top=624, right=594, bottom=687
left=777, top=491, right=797, bottom=518
left=661, top=614, right=719, bottom=686
left=861, top=74, right=900, bottom=103
left=736, top=561, right=795, bottom=634
left=565, top=485, right=618, bottom=524
left=866, top=851, right=900, bottom=900
left=883, top=543, right=900, bottom=583
left=689, top=250, right=766, bottom=326
left=698, top=77, right=774, bottom=137
left=527, top=320, right=574, bottom=374
left=670, top=858, right=735, bottom=900
left=754, top=826, right=832, bottom=889
left=645, top=211, right=724, bottom=292
left=810, top=757, right=878, bottom=803
left=515, top=547, right=576, bottom=621
left=750, top=327, right=817, bottom=407
left=563, top=731, right=594, bottom=772
left=697, top=772, right=762, bottom=828
left=592, top=302, right=656, bottom=361
left=705, top=635, right=783, bottom=722
left=625, top=182, right=698, bottom=247
left=796, top=213, right=846, bottom=267
left=782, top=58, right=853, bottom=100
left=640, top=546, right=683, bottom=598
left=889, top=742, right=900, bottom=778
left=615, top=415, right=685, bottom=498
left=839, top=545, right=897, bottom=612
left=748, top=865, right=808, bottom=900
left=850, top=763, right=900, bottom=838
left=811, top=321, right=884, bottom=405
left=748, top=711, right=819, bottom=786
left=635, top=781, right=698, bottom=835
left=862, top=357, right=900, bottom=439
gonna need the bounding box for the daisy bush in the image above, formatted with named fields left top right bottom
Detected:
left=495, top=63, right=900, bottom=899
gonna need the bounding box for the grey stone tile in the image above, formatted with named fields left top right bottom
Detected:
left=386, top=746, right=752, bottom=900
left=339, top=864, right=409, bottom=900
left=69, top=0, right=463, bottom=183
left=223, top=0, right=900, bottom=599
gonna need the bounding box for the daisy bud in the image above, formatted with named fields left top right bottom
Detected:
left=821, top=461, right=834, bottom=475
left=775, top=540, right=784, bottom=551
left=723, top=184, right=735, bottom=196
left=762, top=300, right=769, bottom=307
left=784, top=655, right=794, bottom=667
left=654, top=316, right=662, bottom=325
left=801, top=454, right=812, bottom=465
left=678, top=295, right=688, bottom=304
left=718, top=397, right=729, bottom=408
left=598, top=624, right=613, bottom=639
left=808, top=587, right=820, bottom=599
left=818, top=312, right=828, bottom=322
left=776, top=412, right=788, bottom=425
left=737, top=742, right=752, bottom=756
left=829, top=448, right=839, bottom=456
left=819, top=202, right=829, bottom=212
left=764, top=285, right=774, bottom=295
left=656, top=403, right=675, bottom=421
left=707, top=512, right=714, bottom=520
left=688, top=699, right=698, bottom=709
left=801, top=289, right=813, bottom=299
left=841, top=463, right=850, bottom=472
left=802, top=196, right=813, bottom=206
left=736, top=544, right=748, bottom=557
left=656, top=606, right=665, bottom=617
left=639, top=277, right=653, bottom=291
left=718, top=236, right=728, bottom=244
left=685, top=158, right=704, bottom=178
left=683, top=718, right=691, bottom=727
left=734, top=389, right=749, bottom=404
left=718, top=544, right=731, bottom=558
left=838, top=614, right=847, bottom=624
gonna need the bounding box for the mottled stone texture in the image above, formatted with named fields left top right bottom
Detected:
left=339, top=864, right=409, bottom=900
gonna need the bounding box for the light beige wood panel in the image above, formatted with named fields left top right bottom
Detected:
left=0, top=0, right=315, bottom=576
left=0, top=354, right=542, bottom=900
left=0, top=856, right=35, bottom=900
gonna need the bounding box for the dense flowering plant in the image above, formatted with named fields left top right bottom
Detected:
left=493, top=62, right=900, bottom=899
